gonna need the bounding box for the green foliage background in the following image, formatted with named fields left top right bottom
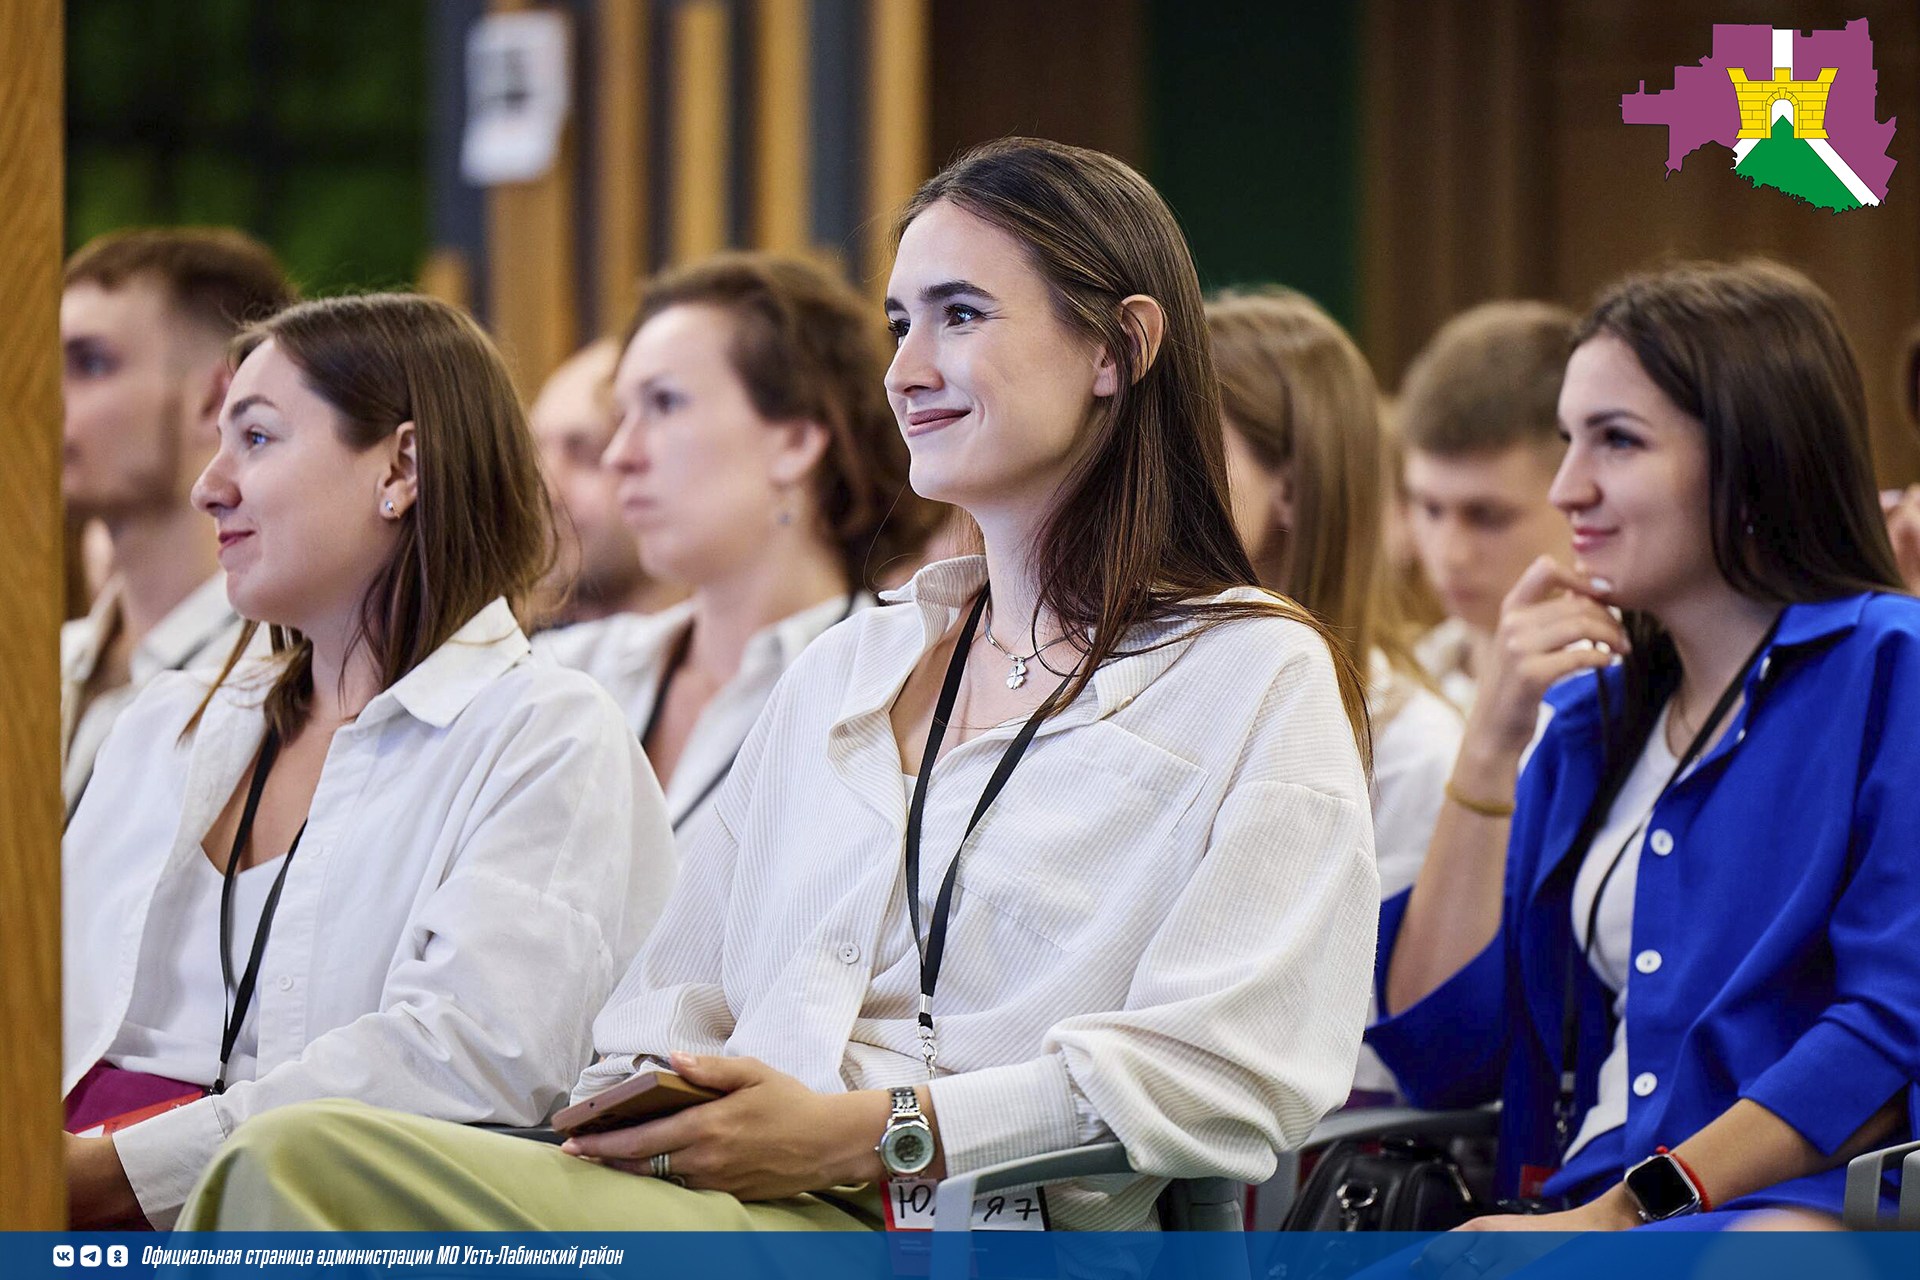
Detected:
left=65, top=0, right=431, bottom=295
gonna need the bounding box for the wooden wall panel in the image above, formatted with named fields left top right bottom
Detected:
left=594, top=0, right=649, bottom=335
left=486, top=0, right=581, bottom=394
left=755, top=0, right=811, bottom=255
left=0, top=0, right=67, bottom=1232
left=927, top=0, right=1143, bottom=171
left=1362, top=0, right=1920, bottom=483
left=670, top=0, right=731, bottom=264
left=865, top=0, right=930, bottom=289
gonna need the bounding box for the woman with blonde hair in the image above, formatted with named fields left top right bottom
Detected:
left=62, top=294, right=675, bottom=1227
left=1208, top=286, right=1463, bottom=1101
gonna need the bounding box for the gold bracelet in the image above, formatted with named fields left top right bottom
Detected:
left=1445, top=777, right=1515, bottom=819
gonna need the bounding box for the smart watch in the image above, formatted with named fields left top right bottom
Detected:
left=875, top=1085, right=936, bottom=1177
left=1622, top=1146, right=1711, bottom=1221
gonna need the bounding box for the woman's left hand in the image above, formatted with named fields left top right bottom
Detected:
left=64, top=1132, right=143, bottom=1228
left=560, top=1052, right=891, bottom=1202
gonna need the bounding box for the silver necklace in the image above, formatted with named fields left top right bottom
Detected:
left=981, top=595, right=1069, bottom=689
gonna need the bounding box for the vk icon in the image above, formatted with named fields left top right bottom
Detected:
left=52, top=1245, right=74, bottom=1267
left=80, top=1245, right=103, bottom=1267
left=107, top=1246, right=129, bottom=1267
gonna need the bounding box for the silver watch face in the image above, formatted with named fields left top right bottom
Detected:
left=883, top=1121, right=934, bottom=1174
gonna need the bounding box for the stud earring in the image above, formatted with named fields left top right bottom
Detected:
left=384, top=500, right=397, bottom=516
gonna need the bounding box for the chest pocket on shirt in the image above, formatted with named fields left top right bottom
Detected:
left=957, top=726, right=1207, bottom=951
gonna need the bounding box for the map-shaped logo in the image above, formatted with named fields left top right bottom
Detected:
left=1622, top=21, right=1896, bottom=212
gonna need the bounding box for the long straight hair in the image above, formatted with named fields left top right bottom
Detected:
left=1207, top=286, right=1434, bottom=709
left=191, top=293, right=557, bottom=738
left=1575, top=260, right=1904, bottom=765
left=895, top=138, right=1369, bottom=760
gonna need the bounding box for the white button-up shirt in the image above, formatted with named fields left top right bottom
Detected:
left=579, top=557, right=1378, bottom=1230
left=534, top=592, right=868, bottom=841
left=62, top=574, right=244, bottom=819
left=63, top=599, right=677, bottom=1226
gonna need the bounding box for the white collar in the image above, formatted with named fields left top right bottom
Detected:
left=357, top=598, right=532, bottom=730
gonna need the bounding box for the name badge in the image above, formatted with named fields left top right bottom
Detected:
left=883, top=1178, right=1051, bottom=1231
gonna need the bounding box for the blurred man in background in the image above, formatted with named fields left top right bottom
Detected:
left=1397, top=301, right=1576, bottom=710
left=60, top=227, right=295, bottom=818
left=530, top=339, right=680, bottom=627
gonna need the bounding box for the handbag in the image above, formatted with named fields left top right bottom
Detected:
left=1282, top=1134, right=1492, bottom=1231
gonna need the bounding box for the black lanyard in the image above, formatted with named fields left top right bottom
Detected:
left=904, top=590, right=1067, bottom=1078
left=1551, top=614, right=1781, bottom=1153
left=641, top=593, right=859, bottom=832
left=213, top=727, right=308, bottom=1095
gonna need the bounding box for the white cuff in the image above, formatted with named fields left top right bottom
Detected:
left=108, top=1095, right=230, bottom=1229
left=926, top=1055, right=1080, bottom=1176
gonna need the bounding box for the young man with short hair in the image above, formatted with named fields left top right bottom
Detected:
left=60, top=227, right=296, bottom=816
left=1397, top=301, right=1577, bottom=710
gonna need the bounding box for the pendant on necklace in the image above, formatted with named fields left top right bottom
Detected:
left=1007, top=657, right=1028, bottom=689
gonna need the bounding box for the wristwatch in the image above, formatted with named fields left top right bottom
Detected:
left=1623, top=1146, right=1711, bottom=1221
left=875, top=1086, right=936, bottom=1177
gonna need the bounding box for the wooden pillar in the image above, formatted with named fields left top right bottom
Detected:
left=593, top=0, right=648, bottom=335
left=755, top=0, right=811, bottom=256
left=0, top=0, right=67, bottom=1232
left=669, top=0, right=732, bottom=264
left=485, top=0, right=580, bottom=395
left=864, top=0, right=929, bottom=291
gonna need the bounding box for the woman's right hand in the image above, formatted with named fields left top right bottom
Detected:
left=1464, top=556, right=1628, bottom=761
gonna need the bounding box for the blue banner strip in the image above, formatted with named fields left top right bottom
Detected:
left=9, top=1230, right=1920, bottom=1280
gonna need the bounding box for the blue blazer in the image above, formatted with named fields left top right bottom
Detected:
left=1368, top=592, right=1920, bottom=1216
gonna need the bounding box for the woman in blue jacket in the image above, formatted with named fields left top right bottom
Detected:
left=1374, top=259, right=1920, bottom=1230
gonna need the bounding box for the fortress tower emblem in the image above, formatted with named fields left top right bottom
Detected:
left=1729, top=66, right=1836, bottom=139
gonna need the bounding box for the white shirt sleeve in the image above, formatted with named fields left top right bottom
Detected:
left=110, top=679, right=675, bottom=1226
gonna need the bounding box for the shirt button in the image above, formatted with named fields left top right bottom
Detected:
left=1635, top=950, right=1662, bottom=975
left=1633, top=1072, right=1658, bottom=1097
left=836, top=943, right=862, bottom=965
left=1648, top=829, right=1674, bottom=856
left=277, top=975, right=295, bottom=992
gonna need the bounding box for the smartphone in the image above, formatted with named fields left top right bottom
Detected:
left=551, top=1067, right=720, bottom=1138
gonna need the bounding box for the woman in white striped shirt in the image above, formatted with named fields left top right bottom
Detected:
left=181, top=137, right=1382, bottom=1233
left=536, top=254, right=942, bottom=844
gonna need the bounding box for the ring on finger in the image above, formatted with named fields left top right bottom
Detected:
left=649, top=1152, right=671, bottom=1179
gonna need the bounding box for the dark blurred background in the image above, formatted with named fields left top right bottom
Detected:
left=66, top=0, right=1920, bottom=478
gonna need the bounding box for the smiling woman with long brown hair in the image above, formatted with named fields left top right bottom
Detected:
left=1378, top=261, right=1920, bottom=1231
left=61, top=294, right=675, bottom=1228
left=177, top=139, right=1378, bottom=1234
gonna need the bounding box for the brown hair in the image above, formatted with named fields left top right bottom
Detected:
left=624, top=252, right=941, bottom=591
left=65, top=226, right=296, bottom=338
left=1207, top=286, right=1431, bottom=701
left=1574, top=259, right=1904, bottom=763
left=895, top=138, right=1369, bottom=759
left=1398, top=300, right=1575, bottom=458
left=194, top=293, right=557, bottom=739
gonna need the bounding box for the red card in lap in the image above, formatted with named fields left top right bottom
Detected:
left=65, top=1061, right=207, bottom=1135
